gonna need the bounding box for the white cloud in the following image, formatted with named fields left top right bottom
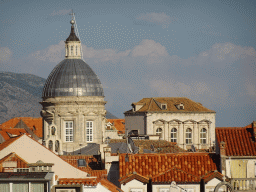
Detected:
left=131, top=39, right=168, bottom=58
left=0, top=47, right=12, bottom=63
left=29, top=41, right=65, bottom=63
left=136, top=12, right=175, bottom=28
left=50, top=9, right=72, bottom=16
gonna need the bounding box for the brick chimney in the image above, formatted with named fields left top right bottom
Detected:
left=220, top=141, right=226, bottom=175
left=220, top=141, right=226, bottom=156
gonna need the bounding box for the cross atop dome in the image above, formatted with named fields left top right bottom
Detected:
left=65, top=10, right=81, bottom=59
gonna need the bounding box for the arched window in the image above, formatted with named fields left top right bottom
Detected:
left=55, top=140, right=59, bottom=152
left=71, top=46, right=73, bottom=55
left=156, top=128, right=162, bottom=138
left=186, top=128, right=192, bottom=144
left=48, top=140, right=53, bottom=151
left=200, top=128, right=207, bottom=144
left=67, top=45, right=69, bottom=55
left=76, top=45, right=78, bottom=55
left=170, top=128, right=177, bottom=142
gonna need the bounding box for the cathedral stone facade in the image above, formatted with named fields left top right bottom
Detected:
left=41, top=18, right=106, bottom=154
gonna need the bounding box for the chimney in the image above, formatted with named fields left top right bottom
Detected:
left=253, top=121, right=256, bottom=140
left=220, top=141, right=226, bottom=156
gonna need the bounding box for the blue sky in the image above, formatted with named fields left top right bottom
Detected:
left=0, top=0, right=255, bottom=126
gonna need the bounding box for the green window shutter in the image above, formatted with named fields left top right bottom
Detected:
left=13, top=183, right=29, bottom=192
left=0, top=183, right=10, bottom=192
left=31, top=183, right=44, bottom=192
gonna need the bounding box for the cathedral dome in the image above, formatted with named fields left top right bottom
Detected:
left=42, top=59, right=104, bottom=98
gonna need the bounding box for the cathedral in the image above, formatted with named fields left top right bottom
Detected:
left=40, top=17, right=107, bottom=154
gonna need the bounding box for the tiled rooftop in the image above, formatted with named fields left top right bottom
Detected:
left=0, top=117, right=43, bottom=140
left=119, top=153, right=219, bottom=184
left=125, top=97, right=215, bottom=113
left=107, top=119, right=125, bottom=134
left=110, top=139, right=184, bottom=153
left=216, top=122, right=256, bottom=156
left=60, top=155, right=107, bottom=178
left=59, top=178, right=123, bottom=192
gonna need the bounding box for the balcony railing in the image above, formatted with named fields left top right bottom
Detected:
left=231, top=178, right=256, bottom=191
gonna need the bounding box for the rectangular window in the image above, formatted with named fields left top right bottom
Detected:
left=86, top=121, right=93, bottom=142
left=65, top=121, right=73, bottom=142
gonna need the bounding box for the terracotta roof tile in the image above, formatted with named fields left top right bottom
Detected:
left=110, top=139, right=184, bottom=153
left=216, top=123, right=256, bottom=156
left=59, top=178, right=99, bottom=186
left=119, top=153, right=219, bottom=183
left=119, top=172, right=149, bottom=184
left=100, top=178, right=124, bottom=192
left=125, top=97, right=215, bottom=113
left=107, top=119, right=125, bottom=134
left=60, top=155, right=107, bottom=178
left=0, top=117, right=43, bottom=138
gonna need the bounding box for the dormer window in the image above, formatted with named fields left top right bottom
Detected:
left=161, top=104, right=167, bottom=110
left=176, top=103, right=184, bottom=110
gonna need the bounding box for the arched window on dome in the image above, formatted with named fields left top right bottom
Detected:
left=170, top=128, right=177, bottom=142
left=76, top=45, right=78, bottom=55
left=186, top=128, right=192, bottom=144
left=71, top=46, right=73, bottom=55
left=156, top=128, right=162, bottom=139
left=67, top=45, right=69, bottom=55
left=200, top=128, right=207, bottom=144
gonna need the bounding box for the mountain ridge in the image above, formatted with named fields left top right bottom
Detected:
left=0, top=72, right=118, bottom=124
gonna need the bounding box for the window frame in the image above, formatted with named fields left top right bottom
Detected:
left=156, top=128, right=162, bottom=137
left=200, top=128, right=207, bottom=144
left=185, top=128, right=192, bottom=144
left=86, top=121, right=93, bottom=142
left=65, top=121, right=74, bottom=142
left=170, top=128, right=177, bottom=142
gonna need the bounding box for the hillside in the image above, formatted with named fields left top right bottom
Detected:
left=0, top=72, right=117, bottom=124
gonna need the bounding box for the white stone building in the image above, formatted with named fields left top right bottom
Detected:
left=124, top=97, right=216, bottom=150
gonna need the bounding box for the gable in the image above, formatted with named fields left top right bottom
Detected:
left=0, top=135, right=88, bottom=178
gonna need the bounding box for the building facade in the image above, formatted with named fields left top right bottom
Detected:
left=124, top=97, right=216, bottom=150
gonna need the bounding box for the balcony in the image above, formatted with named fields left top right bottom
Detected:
left=231, top=178, right=256, bottom=191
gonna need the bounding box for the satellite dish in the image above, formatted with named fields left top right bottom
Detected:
left=128, top=137, right=136, bottom=154
left=191, top=144, right=196, bottom=152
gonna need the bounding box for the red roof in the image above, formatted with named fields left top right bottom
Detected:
left=0, top=117, right=43, bottom=139
left=216, top=123, right=256, bottom=156
left=119, top=153, right=219, bottom=184
left=60, top=155, right=107, bottom=178
left=107, top=119, right=125, bottom=134
left=59, top=178, right=123, bottom=192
